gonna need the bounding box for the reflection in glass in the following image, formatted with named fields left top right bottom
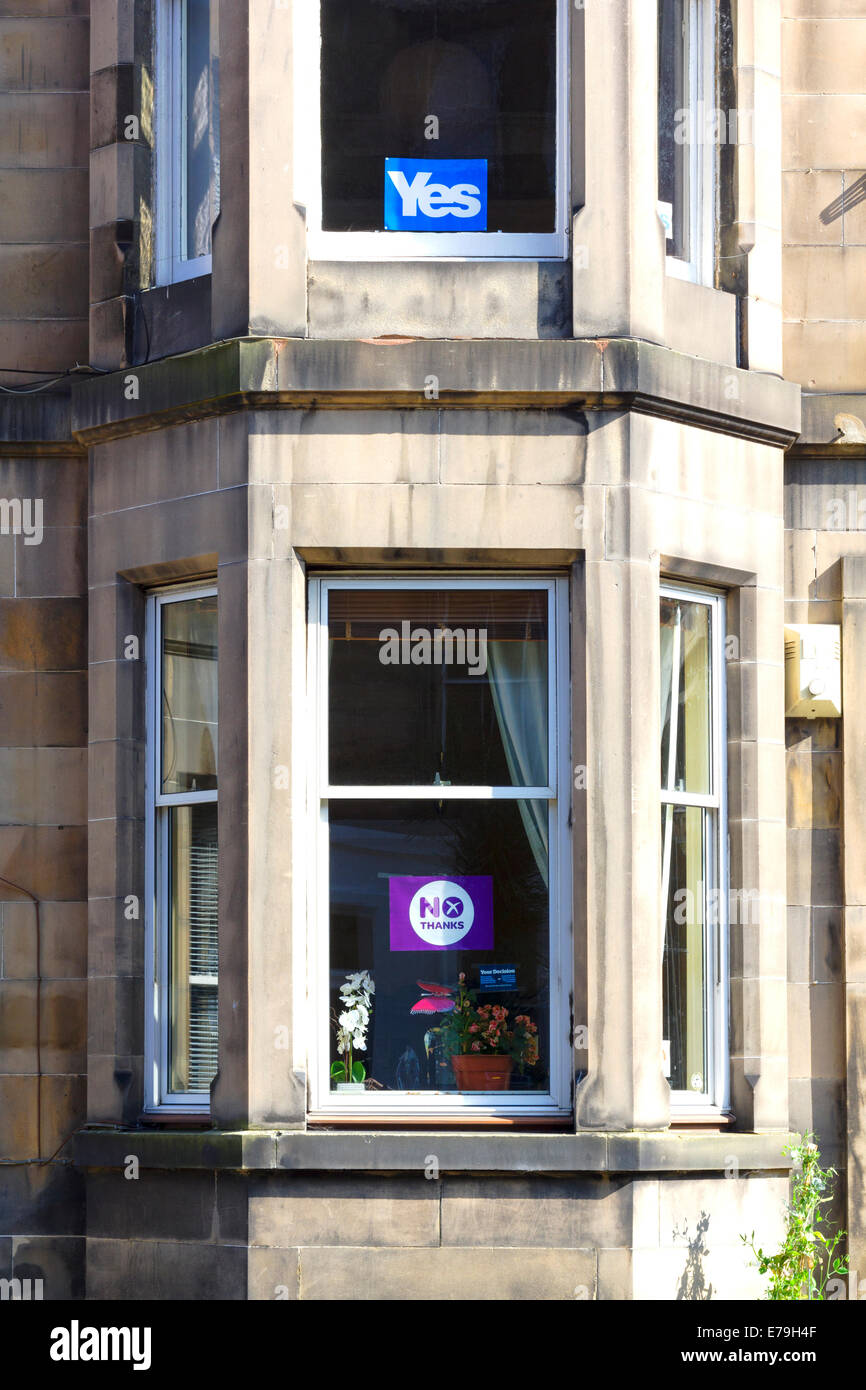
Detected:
left=328, top=588, right=549, bottom=786
left=168, top=802, right=219, bottom=1093
left=185, top=0, right=219, bottom=260
left=320, top=0, right=557, bottom=233
left=161, top=595, right=218, bottom=794
left=661, top=804, right=708, bottom=1094
left=329, top=799, right=549, bottom=1093
left=660, top=595, right=712, bottom=795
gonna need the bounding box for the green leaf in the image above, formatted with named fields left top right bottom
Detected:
left=351, top=1060, right=366, bottom=1083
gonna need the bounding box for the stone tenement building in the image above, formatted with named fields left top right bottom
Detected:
left=0, top=0, right=864, bottom=1301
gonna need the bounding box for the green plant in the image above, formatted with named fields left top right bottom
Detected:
left=331, top=970, right=374, bottom=1087
left=439, top=973, right=539, bottom=1070
left=742, top=1133, right=849, bottom=1300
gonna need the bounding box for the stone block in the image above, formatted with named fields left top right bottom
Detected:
left=0, top=747, right=86, bottom=825
left=86, top=1170, right=220, bottom=1243
left=12, top=1236, right=85, bottom=1301
left=0, top=245, right=87, bottom=320
left=844, top=170, right=866, bottom=246
left=15, top=527, right=86, bottom=599
left=440, top=1175, right=630, bottom=1249
left=784, top=321, right=866, bottom=392
left=783, top=18, right=866, bottom=95
left=0, top=597, right=86, bottom=672
left=0, top=1161, right=84, bottom=1237
left=787, top=828, right=842, bottom=907
left=0, top=980, right=37, bottom=1071
left=439, top=411, right=588, bottom=488
left=86, top=816, right=143, bottom=901
left=85, top=1051, right=143, bottom=1126
left=1, top=900, right=87, bottom=980
left=39, top=978, right=86, bottom=1073
left=297, top=1246, right=596, bottom=1301
left=0, top=16, right=89, bottom=91
left=0, top=93, right=88, bottom=168
left=0, top=168, right=87, bottom=242
left=0, top=672, right=86, bottom=748
left=0, top=826, right=86, bottom=901
left=86, top=895, right=144, bottom=979
left=86, top=1237, right=247, bottom=1300
left=39, top=1075, right=85, bottom=1159
left=0, top=1075, right=38, bottom=1159
left=86, top=975, right=143, bottom=1059
left=90, top=418, right=220, bottom=517
left=249, top=1174, right=439, bottom=1249
left=782, top=170, right=844, bottom=246
left=87, top=740, right=144, bottom=822
left=247, top=1247, right=299, bottom=1301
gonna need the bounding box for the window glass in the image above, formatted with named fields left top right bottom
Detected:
left=185, top=0, right=219, bottom=260
left=658, top=0, right=689, bottom=261
left=660, top=594, right=711, bottom=795
left=328, top=588, right=549, bottom=787
left=661, top=803, right=707, bottom=1093
left=329, top=799, right=549, bottom=1093
left=161, top=593, right=218, bottom=794
left=660, top=587, right=723, bottom=1107
left=168, top=802, right=219, bottom=1093
left=320, top=0, right=558, bottom=234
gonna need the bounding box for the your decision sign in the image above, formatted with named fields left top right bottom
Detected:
left=389, top=876, right=494, bottom=951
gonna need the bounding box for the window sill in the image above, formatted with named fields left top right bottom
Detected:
left=74, top=1127, right=794, bottom=1175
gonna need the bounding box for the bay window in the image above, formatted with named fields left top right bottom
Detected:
left=154, top=0, right=220, bottom=285
left=308, top=576, right=571, bottom=1117
left=660, top=583, right=728, bottom=1113
left=298, top=0, right=569, bottom=260
left=145, top=586, right=218, bottom=1110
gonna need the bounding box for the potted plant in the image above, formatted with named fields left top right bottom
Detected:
left=439, top=973, right=539, bottom=1091
left=331, top=970, right=374, bottom=1092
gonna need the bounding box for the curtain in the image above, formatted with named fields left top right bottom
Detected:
left=486, top=640, right=549, bottom=887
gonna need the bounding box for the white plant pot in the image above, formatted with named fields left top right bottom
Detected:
left=336, top=1082, right=366, bottom=1093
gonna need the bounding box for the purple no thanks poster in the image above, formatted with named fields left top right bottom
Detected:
left=389, top=876, right=494, bottom=952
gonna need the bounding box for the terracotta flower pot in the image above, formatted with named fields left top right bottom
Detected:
left=451, top=1053, right=514, bottom=1092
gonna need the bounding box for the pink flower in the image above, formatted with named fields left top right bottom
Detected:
left=469, top=1024, right=479, bottom=1033
left=471, top=1042, right=481, bottom=1052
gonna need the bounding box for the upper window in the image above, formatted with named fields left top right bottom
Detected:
left=154, top=0, right=220, bottom=285
left=297, top=0, right=569, bottom=260
left=145, top=585, right=219, bottom=1111
left=660, top=583, right=728, bottom=1114
left=658, top=0, right=716, bottom=286
left=308, top=577, right=571, bottom=1117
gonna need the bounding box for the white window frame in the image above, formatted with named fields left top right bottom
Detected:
left=660, top=580, right=729, bottom=1116
left=294, top=1, right=571, bottom=262
left=144, top=582, right=218, bottom=1113
left=306, top=574, right=573, bottom=1118
left=154, top=0, right=213, bottom=286
left=664, top=0, right=716, bottom=288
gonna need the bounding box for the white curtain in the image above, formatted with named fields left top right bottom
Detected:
left=486, top=640, right=549, bottom=887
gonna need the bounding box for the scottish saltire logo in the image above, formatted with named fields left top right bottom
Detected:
left=384, top=158, right=488, bottom=231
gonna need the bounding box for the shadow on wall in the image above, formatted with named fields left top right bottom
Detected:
left=675, top=1211, right=714, bottom=1301
left=821, top=174, right=866, bottom=226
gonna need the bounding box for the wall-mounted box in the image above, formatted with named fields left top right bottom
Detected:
left=784, top=625, right=842, bottom=719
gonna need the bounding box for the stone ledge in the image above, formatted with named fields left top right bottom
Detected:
left=70, top=336, right=802, bottom=449
left=73, top=1127, right=795, bottom=1175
